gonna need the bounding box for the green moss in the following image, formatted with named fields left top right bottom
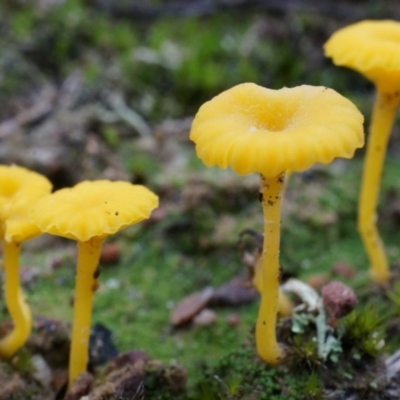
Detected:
left=303, top=373, right=323, bottom=400
left=341, top=305, right=387, bottom=358
left=192, top=342, right=319, bottom=400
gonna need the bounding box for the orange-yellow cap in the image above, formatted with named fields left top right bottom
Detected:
left=31, top=180, right=159, bottom=242
left=324, top=20, right=400, bottom=91
left=0, top=165, right=52, bottom=242
left=190, top=83, right=364, bottom=177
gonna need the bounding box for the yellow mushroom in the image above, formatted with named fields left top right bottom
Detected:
left=0, top=165, right=52, bottom=359
left=30, top=180, right=158, bottom=386
left=324, top=20, right=400, bottom=283
left=190, top=83, right=364, bottom=364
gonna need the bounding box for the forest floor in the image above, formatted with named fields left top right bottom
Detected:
left=1, top=1, right=400, bottom=399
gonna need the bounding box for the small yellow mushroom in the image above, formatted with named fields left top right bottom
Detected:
left=30, top=180, right=158, bottom=387
left=190, top=83, right=364, bottom=364
left=0, top=165, right=52, bottom=359
left=324, top=20, right=400, bottom=283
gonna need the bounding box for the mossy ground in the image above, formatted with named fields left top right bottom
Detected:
left=1, top=1, right=400, bottom=399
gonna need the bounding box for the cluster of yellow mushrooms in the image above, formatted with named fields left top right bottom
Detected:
left=191, top=19, right=400, bottom=364
left=0, top=19, right=399, bottom=387
left=0, top=168, right=158, bottom=386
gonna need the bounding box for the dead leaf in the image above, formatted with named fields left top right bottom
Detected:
left=210, top=275, right=258, bottom=306
left=170, top=287, right=214, bottom=326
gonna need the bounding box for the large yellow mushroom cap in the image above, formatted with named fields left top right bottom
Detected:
left=0, top=165, right=52, bottom=242
left=190, top=83, right=364, bottom=177
left=324, top=20, right=400, bottom=90
left=31, top=180, right=159, bottom=242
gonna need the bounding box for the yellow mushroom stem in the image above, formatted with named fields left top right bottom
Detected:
left=0, top=241, right=32, bottom=359
left=253, top=253, right=294, bottom=317
left=358, top=90, right=400, bottom=283
left=277, top=290, right=294, bottom=317
left=256, top=173, right=285, bottom=364
left=69, top=236, right=105, bottom=388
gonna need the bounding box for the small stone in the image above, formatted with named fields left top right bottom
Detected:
left=210, top=275, right=258, bottom=306
left=171, top=287, right=214, bottom=326
left=100, top=242, right=120, bottom=265
left=331, top=262, right=356, bottom=278
left=226, top=313, right=241, bottom=326
left=193, top=309, right=216, bottom=326
left=321, top=280, right=358, bottom=320
left=306, top=274, right=329, bottom=290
